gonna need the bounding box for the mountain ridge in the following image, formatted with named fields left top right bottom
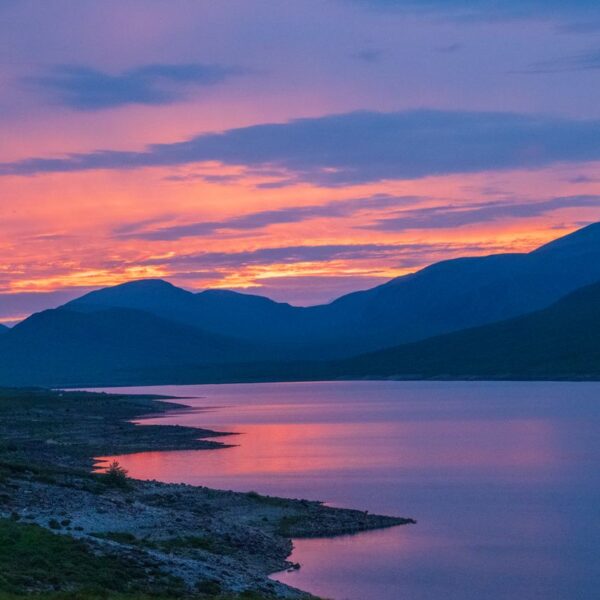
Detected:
left=1, top=222, right=600, bottom=386
left=64, top=222, right=600, bottom=356
left=0, top=306, right=274, bottom=386
left=336, top=279, right=600, bottom=379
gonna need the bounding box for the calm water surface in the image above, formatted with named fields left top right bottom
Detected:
left=94, top=381, right=600, bottom=600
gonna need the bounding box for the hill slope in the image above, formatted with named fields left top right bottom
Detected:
left=322, top=222, right=600, bottom=350
left=337, top=281, right=600, bottom=379
left=0, top=307, right=267, bottom=386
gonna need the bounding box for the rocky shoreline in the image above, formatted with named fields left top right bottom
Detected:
left=0, top=387, right=415, bottom=598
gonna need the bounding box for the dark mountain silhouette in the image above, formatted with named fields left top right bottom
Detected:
left=336, top=281, right=600, bottom=379
left=0, top=324, right=7, bottom=334
left=0, top=307, right=270, bottom=386
left=113, top=280, right=600, bottom=384
left=65, top=222, right=600, bottom=356
left=66, top=279, right=307, bottom=350
left=1, top=222, right=600, bottom=386
left=318, top=222, right=600, bottom=351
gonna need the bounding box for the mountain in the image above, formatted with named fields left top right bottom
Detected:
left=0, top=307, right=268, bottom=386
left=66, top=279, right=306, bottom=348
left=0, top=324, right=7, bottom=334
left=1, top=221, right=599, bottom=387
left=336, top=281, right=600, bottom=379
left=65, top=223, right=600, bottom=356
left=319, top=222, right=600, bottom=349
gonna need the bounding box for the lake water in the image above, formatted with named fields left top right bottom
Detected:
left=93, top=381, right=600, bottom=600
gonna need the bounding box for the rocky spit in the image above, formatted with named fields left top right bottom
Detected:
left=0, top=387, right=415, bottom=598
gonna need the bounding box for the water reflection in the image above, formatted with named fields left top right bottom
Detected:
left=94, top=381, right=600, bottom=600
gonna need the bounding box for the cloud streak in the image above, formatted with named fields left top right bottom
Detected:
left=2, top=110, right=600, bottom=184
left=134, top=242, right=512, bottom=278
left=29, top=63, right=244, bottom=110
left=351, top=1, right=600, bottom=21
left=520, top=48, right=600, bottom=74
left=363, top=195, right=600, bottom=231
left=115, top=194, right=418, bottom=240
left=139, top=243, right=409, bottom=270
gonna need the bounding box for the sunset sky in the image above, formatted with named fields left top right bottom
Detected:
left=1, top=0, right=599, bottom=324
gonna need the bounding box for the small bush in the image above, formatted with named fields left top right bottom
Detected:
left=196, top=578, right=222, bottom=594
left=158, top=535, right=220, bottom=553
left=102, top=461, right=129, bottom=488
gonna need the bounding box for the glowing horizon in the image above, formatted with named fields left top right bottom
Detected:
left=1, top=1, right=599, bottom=323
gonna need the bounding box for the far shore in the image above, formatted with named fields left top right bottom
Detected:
left=53, top=371, right=600, bottom=391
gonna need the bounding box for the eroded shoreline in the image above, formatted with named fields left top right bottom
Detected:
left=0, top=387, right=414, bottom=599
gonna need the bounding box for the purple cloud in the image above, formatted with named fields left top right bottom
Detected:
left=2, top=110, right=600, bottom=185
left=28, top=63, right=245, bottom=110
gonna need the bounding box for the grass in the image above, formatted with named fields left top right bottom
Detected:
left=245, top=491, right=292, bottom=508
left=0, top=518, right=185, bottom=597
left=90, top=531, right=139, bottom=544
left=276, top=515, right=304, bottom=536
left=156, top=535, right=229, bottom=554
left=0, top=589, right=295, bottom=600
left=90, top=531, right=235, bottom=556
left=0, top=519, right=287, bottom=599
left=0, top=594, right=284, bottom=600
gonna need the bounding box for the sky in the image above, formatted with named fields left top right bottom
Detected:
left=1, top=0, right=599, bottom=323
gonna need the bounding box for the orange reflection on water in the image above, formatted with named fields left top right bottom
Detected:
left=98, top=417, right=558, bottom=488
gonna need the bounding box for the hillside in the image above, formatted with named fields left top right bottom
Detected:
left=338, top=281, right=600, bottom=379
left=0, top=307, right=269, bottom=386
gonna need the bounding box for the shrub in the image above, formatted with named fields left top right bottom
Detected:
left=102, top=461, right=129, bottom=489
left=196, top=578, right=222, bottom=594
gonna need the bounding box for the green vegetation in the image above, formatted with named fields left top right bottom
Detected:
left=0, top=593, right=284, bottom=600
left=0, top=519, right=286, bottom=599
left=277, top=515, right=304, bottom=536
left=90, top=531, right=138, bottom=544
left=101, top=461, right=130, bottom=489
left=0, top=593, right=286, bottom=600
left=246, top=491, right=292, bottom=507
left=0, top=518, right=186, bottom=596
left=90, top=531, right=235, bottom=556
left=157, top=535, right=242, bottom=556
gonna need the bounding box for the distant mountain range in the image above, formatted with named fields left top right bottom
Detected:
left=66, top=222, right=600, bottom=356
left=1, top=222, right=600, bottom=385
